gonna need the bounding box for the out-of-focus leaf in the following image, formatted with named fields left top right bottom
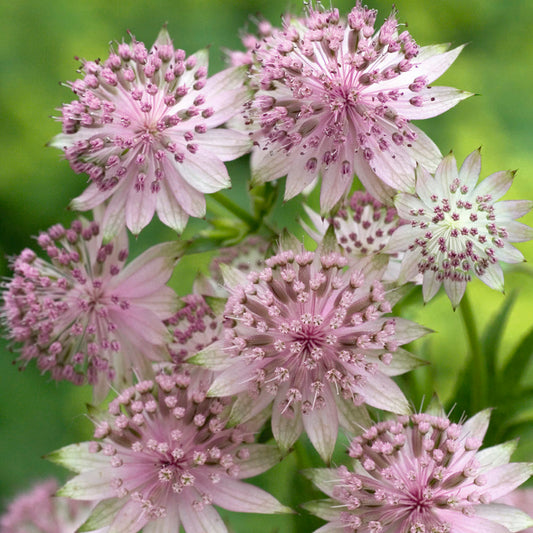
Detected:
left=482, top=290, right=517, bottom=380
left=501, top=326, right=533, bottom=386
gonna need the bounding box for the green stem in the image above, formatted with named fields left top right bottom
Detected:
left=210, top=192, right=257, bottom=229
left=459, top=291, right=487, bottom=413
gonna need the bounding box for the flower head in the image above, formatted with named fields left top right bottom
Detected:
left=305, top=410, right=533, bottom=532
left=166, top=293, right=224, bottom=392
left=49, top=372, right=289, bottom=533
left=52, top=28, right=251, bottom=237
left=1, top=215, right=182, bottom=399
left=385, top=150, right=533, bottom=307
left=207, top=244, right=427, bottom=461
left=245, top=2, right=470, bottom=210
left=303, top=190, right=411, bottom=282
left=0, top=479, right=95, bottom=533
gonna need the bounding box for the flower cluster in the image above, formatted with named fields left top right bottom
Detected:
left=303, top=190, right=410, bottom=281
left=385, top=150, right=533, bottom=306
left=0, top=479, right=94, bottom=533
left=1, top=214, right=182, bottom=399
left=49, top=372, right=289, bottom=532
left=52, top=28, right=251, bottom=237
left=305, top=411, right=533, bottom=532
left=207, top=245, right=426, bottom=461
left=245, top=2, right=470, bottom=209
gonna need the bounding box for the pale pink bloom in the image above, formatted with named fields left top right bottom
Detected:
left=49, top=372, right=290, bottom=533
left=165, top=293, right=224, bottom=392
left=385, top=150, right=533, bottom=307
left=206, top=245, right=428, bottom=462
left=302, top=190, right=411, bottom=282
left=1, top=215, right=183, bottom=400
left=499, top=489, right=533, bottom=532
left=209, top=235, right=270, bottom=286
left=0, top=479, right=97, bottom=533
left=51, top=28, right=251, bottom=238
left=245, top=3, right=471, bottom=211
left=304, top=410, right=533, bottom=533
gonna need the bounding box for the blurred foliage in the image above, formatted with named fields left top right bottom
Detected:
left=1, top=0, right=533, bottom=530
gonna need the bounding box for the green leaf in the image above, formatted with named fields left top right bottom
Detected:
left=502, top=325, right=533, bottom=386
left=482, top=290, right=517, bottom=384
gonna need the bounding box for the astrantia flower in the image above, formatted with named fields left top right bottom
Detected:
left=209, top=235, right=270, bottom=286
left=303, top=190, right=409, bottom=282
left=304, top=410, right=533, bottom=533
left=49, top=372, right=290, bottom=533
left=166, top=293, right=224, bottom=392
left=1, top=215, right=183, bottom=399
left=385, top=150, right=533, bottom=307
left=51, top=28, right=251, bottom=237
left=245, top=2, right=471, bottom=210
left=206, top=245, right=428, bottom=462
left=0, top=479, right=95, bottom=533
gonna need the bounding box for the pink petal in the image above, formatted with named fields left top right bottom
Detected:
left=178, top=498, right=227, bottom=533
left=176, top=149, right=231, bottom=194
left=422, top=269, right=442, bottom=302
left=155, top=180, right=190, bottom=233
left=407, top=125, right=442, bottom=173
left=394, top=86, right=473, bottom=120
left=302, top=385, right=339, bottom=463
left=433, top=508, right=510, bottom=533
left=125, top=187, right=157, bottom=236
left=505, top=221, right=533, bottom=242
left=443, top=278, right=467, bottom=308
left=459, top=148, right=482, bottom=190
left=110, top=241, right=184, bottom=298
left=358, top=372, right=410, bottom=414
left=107, top=500, right=149, bottom=533
left=196, top=129, right=251, bottom=162
left=475, top=170, right=515, bottom=201
left=208, top=476, right=290, bottom=514
left=250, top=145, right=290, bottom=185
left=234, top=444, right=283, bottom=479
left=494, top=200, right=533, bottom=221
left=272, top=384, right=303, bottom=453
left=70, top=182, right=115, bottom=211
left=479, top=263, right=504, bottom=291
left=57, top=469, right=118, bottom=500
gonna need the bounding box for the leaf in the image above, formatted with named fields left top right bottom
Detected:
left=482, top=291, right=517, bottom=385
left=501, top=325, right=533, bottom=386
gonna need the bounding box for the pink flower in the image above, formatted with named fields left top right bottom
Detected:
left=206, top=244, right=428, bottom=462
left=246, top=2, right=471, bottom=211
left=51, top=28, right=251, bottom=237
left=1, top=214, right=183, bottom=400
left=302, top=190, right=411, bottom=282
left=165, top=293, right=224, bottom=393
left=49, top=372, right=290, bottom=533
left=304, top=410, right=533, bottom=533
left=385, top=150, right=533, bottom=307
left=0, top=479, right=95, bottom=533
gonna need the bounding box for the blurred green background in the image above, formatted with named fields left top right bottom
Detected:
left=1, top=0, right=532, bottom=530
